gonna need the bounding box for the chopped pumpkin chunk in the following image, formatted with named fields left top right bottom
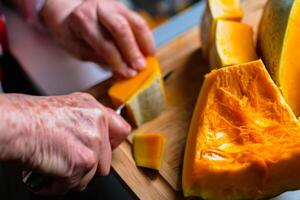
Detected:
left=133, top=133, right=166, bottom=170
left=201, top=0, right=243, bottom=59
left=209, top=20, right=257, bottom=68
left=183, top=60, right=300, bottom=200
left=108, top=57, right=166, bottom=126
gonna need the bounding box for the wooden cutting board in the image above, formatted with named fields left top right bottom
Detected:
left=86, top=1, right=268, bottom=199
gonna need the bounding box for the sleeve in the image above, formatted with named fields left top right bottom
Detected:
left=20, top=0, right=46, bottom=25
left=8, top=0, right=46, bottom=25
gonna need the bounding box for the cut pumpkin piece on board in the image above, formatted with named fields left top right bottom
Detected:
left=258, top=0, right=300, bottom=116
left=209, top=20, right=257, bottom=69
left=201, top=0, right=243, bottom=59
left=182, top=60, right=300, bottom=200
left=108, top=57, right=166, bottom=127
left=133, top=133, right=166, bottom=170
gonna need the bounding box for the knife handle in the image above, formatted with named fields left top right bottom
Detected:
left=23, top=171, right=52, bottom=190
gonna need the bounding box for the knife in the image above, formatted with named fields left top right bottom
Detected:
left=22, top=104, right=127, bottom=190
left=23, top=70, right=173, bottom=190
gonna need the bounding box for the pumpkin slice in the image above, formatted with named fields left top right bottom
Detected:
left=201, top=0, right=243, bottom=59
left=182, top=60, right=300, bottom=200
left=258, top=0, right=300, bottom=116
left=133, top=133, right=166, bottom=170
left=108, top=57, right=166, bottom=127
left=209, top=20, right=257, bottom=69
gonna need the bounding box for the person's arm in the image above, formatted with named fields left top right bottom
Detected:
left=0, top=93, right=30, bottom=162
left=0, top=92, right=131, bottom=195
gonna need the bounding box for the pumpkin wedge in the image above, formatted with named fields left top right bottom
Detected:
left=209, top=20, right=257, bottom=69
left=258, top=0, right=300, bottom=116
left=133, top=133, right=166, bottom=170
left=108, top=57, right=166, bottom=127
left=182, top=60, right=300, bottom=200
left=201, top=0, right=243, bottom=59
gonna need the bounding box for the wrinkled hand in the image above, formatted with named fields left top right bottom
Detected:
left=0, top=93, right=131, bottom=195
left=41, top=0, right=155, bottom=77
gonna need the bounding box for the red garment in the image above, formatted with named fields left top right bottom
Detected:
left=0, top=13, right=7, bottom=81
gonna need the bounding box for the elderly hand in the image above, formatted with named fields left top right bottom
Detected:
left=41, top=0, right=155, bottom=78
left=0, top=93, right=131, bottom=195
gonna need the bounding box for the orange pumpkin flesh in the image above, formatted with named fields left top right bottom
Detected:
left=108, top=57, right=162, bottom=107
left=133, top=133, right=166, bottom=170
left=201, top=0, right=243, bottom=59
left=182, top=60, right=300, bottom=200
left=209, top=20, right=257, bottom=69
left=108, top=57, right=166, bottom=126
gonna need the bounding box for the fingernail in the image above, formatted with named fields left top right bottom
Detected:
left=115, top=63, right=137, bottom=78
left=132, top=58, right=146, bottom=70
left=127, top=69, right=137, bottom=77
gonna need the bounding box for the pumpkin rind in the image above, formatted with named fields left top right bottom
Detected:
left=258, top=0, right=300, bottom=116
left=182, top=60, right=300, bottom=200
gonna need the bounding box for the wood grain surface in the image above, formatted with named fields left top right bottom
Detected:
left=85, top=0, right=268, bottom=199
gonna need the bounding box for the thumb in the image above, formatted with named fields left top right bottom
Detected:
left=106, top=107, right=131, bottom=149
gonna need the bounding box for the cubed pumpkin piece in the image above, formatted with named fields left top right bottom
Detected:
left=133, top=133, right=166, bottom=170
left=209, top=20, right=257, bottom=68
left=201, top=0, right=243, bottom=59
left=108, top=57, right=166, bottom=127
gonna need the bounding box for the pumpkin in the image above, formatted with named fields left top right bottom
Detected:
left=108, top=57, right=166, bottom=127
left=133, top=133, right=166, bottom=170
left=258, top=0, right=300, bottom=116
left=201, top=0, right=243, bottom=59
left=182, top=60, right=300, bottom=200
left=209, top=20, right=257, bottom=69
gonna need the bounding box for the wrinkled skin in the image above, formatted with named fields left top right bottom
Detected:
left=0, top=92, right=131, bottom=196
left=41, top=0, right=155, bottom=78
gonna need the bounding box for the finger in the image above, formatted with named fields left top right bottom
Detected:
left=121, top=10, right=155, bottom=56
left=97, top=138, right=111, bottom=176
left=59, top=25, right=101, bottom=63
left=96, top=116, right=112, bottom=176
left=69, top=4, right=137, bottom=78
left=97, top=10, right=147, bottom=71
left=71, top=37, right=105, bottom=64
left=99, top=28, right=138, bottom=77
left=106, top=107, right=131, bottom=149
left=75, top=165, right=98, bottom=191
